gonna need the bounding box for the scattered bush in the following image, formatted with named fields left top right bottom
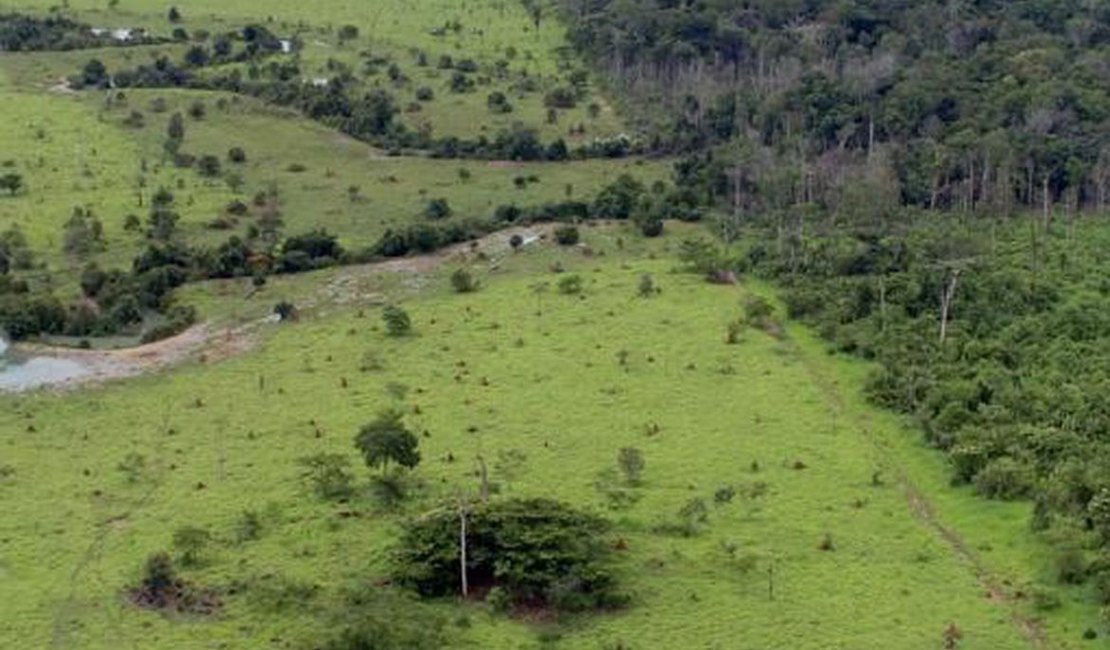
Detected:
left=558, top=274, right=583, bottom=295
left=450, top=268, right=479, bottom=293
left=554, top=225, right=579, bottom=246
left=382, top=305, right=412, bottom=336
left=298, top=453, right=354, bottom=500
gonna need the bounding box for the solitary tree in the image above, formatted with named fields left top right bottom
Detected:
left=0, top=173, right=22, bottom=196
left=354, top=409, right=421, bottom=475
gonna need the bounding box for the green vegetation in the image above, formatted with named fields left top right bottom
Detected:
left=1, top=232, right=1085, bottom=648
left=3, top=0, right=1110, bottom=648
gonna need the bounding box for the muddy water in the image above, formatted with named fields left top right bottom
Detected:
left=0, top=337, right=91, bottom=392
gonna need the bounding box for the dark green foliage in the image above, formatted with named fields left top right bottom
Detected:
left=196, top=154, right=221, bottom=177
left=544, top=86, right=577, bottom=109
left=486, top=91, right=512, bottom=114
left=394, top=498, right=624, bottom=612
left=227, top=146, right=247, bottom=163
left=450, top=268, right=478, bottom=293
left=554, top=225, right=579, bottom=246
left=0, top=13, right=160, bottom=52
left=592, top=174, right=644, bottom=220
left=0, top=172, right=22, bottom=196
left=273, top=301, right=297, bottom=321
left=354, top=409, right=420, bottom=475
left=381, top=305, right=412, bottom=337
left=423, top=198, right=452, bottom=220
left=558, top=274, right=583, bottom=295
left=279, top=229, right=343, bottom=273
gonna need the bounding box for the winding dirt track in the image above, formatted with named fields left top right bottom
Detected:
left=9, top=225, right=553, bottom=391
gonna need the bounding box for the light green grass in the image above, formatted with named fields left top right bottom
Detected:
left=0, top=86, right=666, bottom=286
left=3, top=1, right=626, bottom=141
left=0, top=227, right=1094, bottom=650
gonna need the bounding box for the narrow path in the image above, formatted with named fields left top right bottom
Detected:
left=785, top=332, right=1051, bottom=649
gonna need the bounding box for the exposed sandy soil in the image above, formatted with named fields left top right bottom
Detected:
left=6, top=225, right=554, bottom=392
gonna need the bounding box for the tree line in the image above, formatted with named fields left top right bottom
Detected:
left=553, top=0, right=1110, bottom=216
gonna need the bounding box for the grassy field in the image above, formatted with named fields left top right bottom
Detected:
left=0, top=225, right=1100, bottom=649
left=0, top=84, right=665, bottom=285
left=3, top=0, right=625, bottom=141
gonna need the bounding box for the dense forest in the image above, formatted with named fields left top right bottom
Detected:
left=556, top=0, right=1110, bottom=216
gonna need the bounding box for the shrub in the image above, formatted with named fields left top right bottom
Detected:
left=415, top=86, right=434, bottom=101
left=382, top=305, right=412, bottom=336
left=197, top=154, right=221, bottom=177
left=298, top=453, right=354, bottom=500
left=273, top=301, right=297, bottom=321
left=227, top=147, right=247, bottom=163
left=424, top=197, right=452, bottom=220
left=558, top=274, right=583, bottom=295
left=639, top=216, right=664, bottom=237
left=509, top=234, right=523, bottom=249
left=554, top=225, right=579, bottom=246
left=637, top=274, right=656, bottom=298
left=450, top=268, right=479, bottom=293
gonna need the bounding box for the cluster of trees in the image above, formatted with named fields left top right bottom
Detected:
left=394, top=497, right=624, bottom=612
left=556, top=0, right=1110, bottom=215
left=71, top=23, right=284, bottom=90
left=78, top=44, right=635, bottom=161
left=0, top=12, right=160, bottom=51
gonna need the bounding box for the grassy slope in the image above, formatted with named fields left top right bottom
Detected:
left=0, top=85, right=665, bottom=283
left=3, top=1, right=625, bottom=141
left=0, top=226, right=1093, bottom=650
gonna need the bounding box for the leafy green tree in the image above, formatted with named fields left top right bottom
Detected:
left=0, top=173, right=23, bottom=196
left=354, top=409, right=420, bottom=475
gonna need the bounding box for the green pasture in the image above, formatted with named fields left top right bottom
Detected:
left=0, top=227, right=1097, bottom=649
